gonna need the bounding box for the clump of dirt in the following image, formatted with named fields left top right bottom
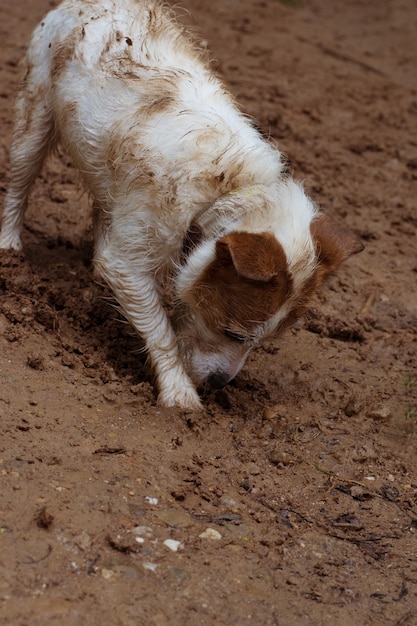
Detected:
left=0, top=0, right=416, bottom=624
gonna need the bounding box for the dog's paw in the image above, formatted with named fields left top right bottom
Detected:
left=158, top=384, right=203, bottom=411
left=0, top=231, right=23, bottom=251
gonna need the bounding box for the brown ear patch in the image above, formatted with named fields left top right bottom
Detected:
left=216, top=231, right=286, bottom=282
left=311, top=213, right=364, bottom=281
left=191, top=231, right=293, bottom=334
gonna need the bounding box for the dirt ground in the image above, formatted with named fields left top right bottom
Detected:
left=0, top=0, right=416, bottom=624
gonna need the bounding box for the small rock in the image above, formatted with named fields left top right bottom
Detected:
left=143, top=562, right=158, bottom=572
left=239, top=478, right=250, bottom=491
left=349, top=485, right=373, bottom=501
left=263, top=407, right=278, bottom=420
left=344, top=396, right=361, bottom=417
left=132, top=525, right=153, bottom=538
left=0, top=525, right=12, bottom=534
left=163, top=539, right=182, bottom=552
left=268, top=450, right=294, bottom=466
left=367, top=406, right=391, bottom=422
left=108, top=529, right=143, bottom=554
left=219, top=495, right=239, bottom=511
left=380, top=483, right=399, bottom=501
left=199, top=528, right=222, bottom=540
left=27, top=355, right=45, bottom=371
left=263, top=404, right=286, bottom=421
left=153, top=508, right=193, bottom=528
left=73, top=530, right=92, bottom=551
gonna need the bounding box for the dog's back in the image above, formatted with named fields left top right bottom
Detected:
left=20, top=0, right=282, bottom=234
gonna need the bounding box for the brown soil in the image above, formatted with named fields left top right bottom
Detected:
left=1, top=1, right=416, bottom=624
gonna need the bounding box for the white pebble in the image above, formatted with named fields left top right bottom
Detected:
left=143, top=562, right=158, bottom=572
left=163, top=539, right=182, bottom=552
left=199, top=528, right=222, bottom=540
left=145, top=496, right=158, bottom=505
left=132, top=525, right=153, bottom=537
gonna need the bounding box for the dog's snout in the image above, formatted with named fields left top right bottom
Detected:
left=207, top=371, right=231, bottom=389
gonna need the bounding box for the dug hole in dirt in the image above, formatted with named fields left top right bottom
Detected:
left=0, top=0, right=416, bottom=625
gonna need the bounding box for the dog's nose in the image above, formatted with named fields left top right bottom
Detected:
left=207, top=371, right=231, bottom=389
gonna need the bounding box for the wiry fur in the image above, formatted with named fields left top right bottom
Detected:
left=0, top=0, right=363, bottom=409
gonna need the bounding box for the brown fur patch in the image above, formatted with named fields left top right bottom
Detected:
left=191, top=232, right=293, bottom=335
left=14, top=81, right=49, bottom=140
left=217, top=232, right=287, bottom=282
left=140, top=94, right=176, bottom=116
left=51, top=33, right=78, bottom=79
left=59, top=101, right=78, bottom=135
left=270, top=216, right=364, bottom=336
left=311, top=213, right=364, bottom=282
left=266, top=213, right=365, bottom=337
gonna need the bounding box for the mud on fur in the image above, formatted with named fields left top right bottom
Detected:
left=0, top=0, right=363, bottom=409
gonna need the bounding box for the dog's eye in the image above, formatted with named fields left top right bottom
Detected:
left=224, top=330, right=246, bottom=343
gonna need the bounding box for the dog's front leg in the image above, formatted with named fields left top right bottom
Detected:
left=96, top=254, right=202, bottom=410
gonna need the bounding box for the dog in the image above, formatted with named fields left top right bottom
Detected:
left=0, top=0, right=363, bottom=409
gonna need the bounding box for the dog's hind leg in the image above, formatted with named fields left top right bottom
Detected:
left=0, top=67, right=56, bottom=251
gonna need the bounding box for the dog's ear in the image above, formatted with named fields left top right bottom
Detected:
left=215, top=231, right=287, bottom=282
left=311, top=213, right=364, bottom=279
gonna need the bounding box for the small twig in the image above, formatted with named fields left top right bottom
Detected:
left=313, top=465, right=417, bottom=520
left=286, top=508, right=314, bottom=524
left=324, top=531, right=399, bottom=544
left=257, top=497, right=314, bottom=524
left=93, top=446, right=127, bottom=455
left=360, top=289, right=377, bottom=316
left=312, top=464, right=370, bottom=490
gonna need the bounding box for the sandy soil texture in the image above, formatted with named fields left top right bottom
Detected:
left=1, top=0, right=416, bottom=624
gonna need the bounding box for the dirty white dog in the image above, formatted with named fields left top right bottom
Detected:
left=0, top=0, right=363, bottom=409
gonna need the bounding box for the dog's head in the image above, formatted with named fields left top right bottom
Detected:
left=175, top=182, right=363, bottom=389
